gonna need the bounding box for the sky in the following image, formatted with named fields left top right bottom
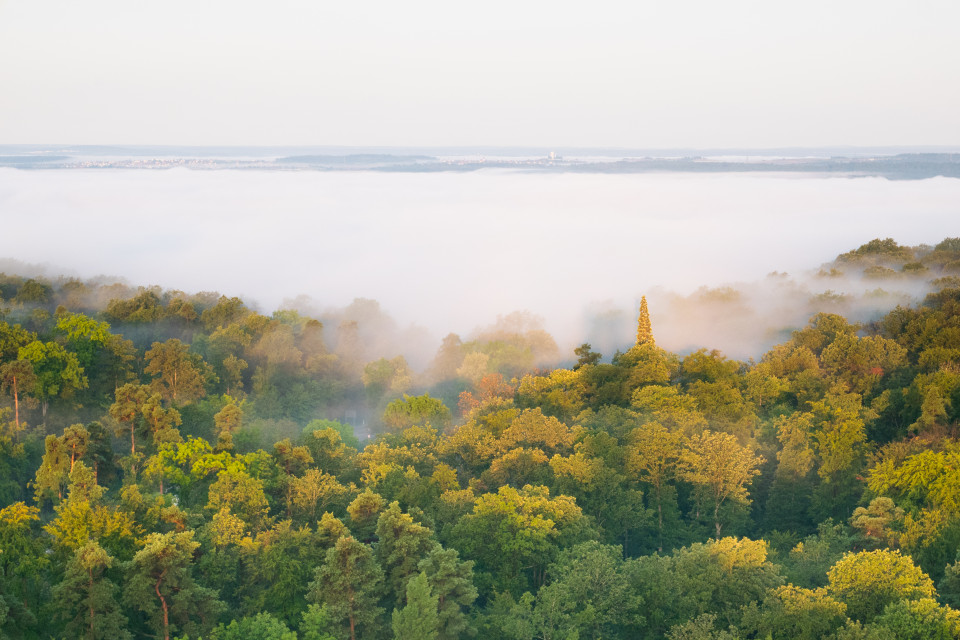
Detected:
left=1, top=0, right=959, bottom=148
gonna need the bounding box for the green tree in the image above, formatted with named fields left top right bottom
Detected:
left=124, top=530, right=224, bottom=640
left=683, top=430, right=764, bottom=537
left=304, top=422, right=360, bottom=475
left=382, top=393, right=452, bottom=431
left=274, top=438, right=315, bottom=517
left=33, top=432, right=70, bottom=504
left=103, top=287, right=163, bottom=324
left=214, top=398, right=243, bottom=450
left=782, top=521, right=857, bottom=589
left=376, top=502, right=438, bottom=606
left=54, top=312, right=135, bottom=402
left=739, top=585, right=847, bottom=640
left=912, top=385, right=950, bottom=433
left=820, top=332, right=906, bottom=395
left=573, top=343, right=602, bottom=369
left=299, top=604, right=337, bottom=640
left=0, top=319, right=34, bottom=363
left=52, top=541, right=131, bottom=639
left=540, top=541, right=643, bottom=640
left=141, top=393, right=182, bottom=448
left=417, top=547, right=477, bottom=640
left=44, top=462, right=138, bottom=559
left=827, top=549, right=936, bottom=623
left=306, top=535, right=385, bottom=640
left=109, top=382, right=146, bottom=450
left=363, top=356, right=412, bottom=406
left=666, top=613, right=739, bottom=640
left=18, top=339, right=87, bottom=421
left=62, top=423, right=90, bottom=472
left=236, top=520, right=332, bottom=626
left=209, top=612, right=298, bottom=640
left=450, top=484, right=593, bottom=596
left=206, top=469, right=271, bottom=532
left=201, top=295, right=251, bottom=331
left=628, top=422, right=685, bottom=552
left=620, top=342, right=676, bottom=389
left=290, top=469, right=350, bottom=523
left=0, top=359, right=35, bottom=429
left=221, top=354, right=248, bottom=396
left=850, top=497, right=904, bottom=548
left=631, top=386, right=708, bottom=435
left=872, top=598, right=960, bottom=640
left=145, top=338, right=214, bottom=404
left=347, top=489, right=386, bottom=542
left=13, top=278, right=51, bottom=304
left=0, top=502, right=49, bottom=635
left=516, top=369, right=587, bottom=423
left=939, top=556, right=960, bottom=609
left=392, top=571, right=439, bottom=640
left=633, top=537, right=783, bottom=636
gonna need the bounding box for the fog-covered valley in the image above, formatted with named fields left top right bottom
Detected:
left=2, top=164, right=958, bottom=366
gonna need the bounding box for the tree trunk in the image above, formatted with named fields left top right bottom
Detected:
left=658, top=502, right=664, bottom=552
left=347, top=586, right=356, bottom=640
left=155, top=570, right=170, bottom=640
left=12, top=376, right=19, bottom=430
left=656, top=482, right=664, bottom=553
left=88, top=567, right=96, bottom=637
left=714, top=501, right=722, bottom=538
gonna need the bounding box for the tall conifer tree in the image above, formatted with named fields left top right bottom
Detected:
left=53, top=541, right=130, bottom=640
left=392, top=572, right=439, bottom=640
left=307, top=536, right=384, bottom=640
left=637, top=296, right=654, bottom=346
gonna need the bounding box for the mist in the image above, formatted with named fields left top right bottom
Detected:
left=1, top=167, right=958, bottom=365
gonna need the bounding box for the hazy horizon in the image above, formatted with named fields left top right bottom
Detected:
left=3, top=0, right=959, bottom=365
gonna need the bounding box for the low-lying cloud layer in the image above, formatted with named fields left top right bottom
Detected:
left=2, top=167, right=958, bottom=364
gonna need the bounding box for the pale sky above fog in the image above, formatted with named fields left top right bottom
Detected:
left=1, top=0, right=959, bottom=147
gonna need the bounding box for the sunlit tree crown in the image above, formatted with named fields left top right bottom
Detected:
left=637, top=296, right=654, bottom=346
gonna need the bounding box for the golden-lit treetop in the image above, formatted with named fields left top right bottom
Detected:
left=636, top=295, right=654, bottom=346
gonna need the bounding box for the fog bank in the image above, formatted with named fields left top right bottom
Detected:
left=1, top=168, right=958, bottom=362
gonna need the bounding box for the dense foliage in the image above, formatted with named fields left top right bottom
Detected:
left=2, top=238, right=960, bottom=639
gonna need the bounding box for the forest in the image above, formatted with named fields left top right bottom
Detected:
left=1, top=237, right=960, bottom=639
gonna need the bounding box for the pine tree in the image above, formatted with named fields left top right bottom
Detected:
left=637, top=296, right=654, bottom=346
left=213, top=399, right=243, bottom=451
left=912, top=386, right=948, bottom=433
left=124, top=531, right=224, bottom=640
left=392, top=572, right=439, bottom=640
left=307, top=536, right=384, bottom=640
left=52, top=541, right=130, bottom=640
left=299, top=604, right=337, bottom=640
left=418, top=547, right=478, bottom=640
left=33, top=433, right=71, bottom=505
left=375, top=502, right=438, bottom=607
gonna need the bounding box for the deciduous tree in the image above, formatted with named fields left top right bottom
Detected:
left=683, top=430, right=764, bottom=537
